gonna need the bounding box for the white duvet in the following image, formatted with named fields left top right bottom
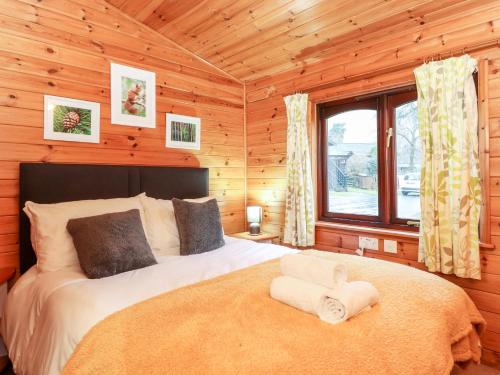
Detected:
left=2, top=237, right=295, bottom=375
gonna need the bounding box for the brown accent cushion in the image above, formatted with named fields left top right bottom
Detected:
left=172, top=198, right=225, bottom=255
left=67, top=209, right=157, bottom=279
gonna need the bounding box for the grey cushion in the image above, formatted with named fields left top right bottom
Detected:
left=172, top=198, right=225, bottom=255
left=67, top=209, right=157, bottom=279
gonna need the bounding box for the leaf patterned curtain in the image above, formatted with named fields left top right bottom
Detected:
left=414, top=55, right=481, bottom=280
left=283, top=93, right=315, bottom=246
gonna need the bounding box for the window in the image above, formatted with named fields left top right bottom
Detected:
left=318, top=87, right=420, bottom=229
left=389, top=91, right=421, bottom=224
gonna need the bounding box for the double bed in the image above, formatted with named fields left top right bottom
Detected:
left=3, top=163, right=486, bottom=375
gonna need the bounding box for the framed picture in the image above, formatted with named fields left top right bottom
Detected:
left=166, top=113, right=201, bottom=150
left=110, top=62, right=156, bottom=128
left=44, top=95, right=100, bottom=143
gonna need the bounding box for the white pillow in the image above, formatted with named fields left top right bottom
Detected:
left=139, top=194, right=180, bottom=257
left=24, top=196, right=146, bottom=273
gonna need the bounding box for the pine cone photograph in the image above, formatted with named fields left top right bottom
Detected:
left=52, top=105, right=92, bottom=135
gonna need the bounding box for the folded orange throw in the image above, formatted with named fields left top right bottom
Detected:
left=62, top=251, right=485, bottom=375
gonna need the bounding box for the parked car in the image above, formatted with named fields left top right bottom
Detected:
left=400, top=173, right=420, bottom=196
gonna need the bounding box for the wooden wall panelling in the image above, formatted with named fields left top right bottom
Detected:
left=479, top=58, right=492, bottom=243
left=245, top=6, right=500, bottom=360
left=18, top=0, right=242, bottom=83
left=4, top=1, right=215, bottom=78
left=0, top=0, right=246, bottom=272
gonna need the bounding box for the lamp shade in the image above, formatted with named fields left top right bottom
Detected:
left=246, top=206, right=262, bottom=224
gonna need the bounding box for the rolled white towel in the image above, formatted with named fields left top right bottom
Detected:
left=270, top=275, right=328, bottom=315
left=280, top=253, right=347, bottom=289
left=270, top=276, right=379, bottom=324
left=317, top=281, right=379, bottom=324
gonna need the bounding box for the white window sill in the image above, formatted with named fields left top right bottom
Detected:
left=316, top=221, right=418, bottom=239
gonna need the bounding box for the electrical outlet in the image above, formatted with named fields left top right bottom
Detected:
left=383, top=239, right=398, bottom=254
left=359, top=236, right=378, bottom=250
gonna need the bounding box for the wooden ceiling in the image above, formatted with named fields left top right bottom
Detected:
left=106, top=0, right=488, bottom=82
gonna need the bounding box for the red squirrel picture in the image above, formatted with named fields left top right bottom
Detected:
left=122, top=79, right=146, bottom=117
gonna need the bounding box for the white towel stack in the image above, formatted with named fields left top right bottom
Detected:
left=270, top=253, right=379, bottom=324
left=280, top=253, right=347, bottom=289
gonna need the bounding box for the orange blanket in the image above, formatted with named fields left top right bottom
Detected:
left=62, top=251, right=485, bottom=375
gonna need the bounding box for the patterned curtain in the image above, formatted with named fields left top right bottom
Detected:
left=283, top=93, right=315, bottom=247
left=414, top=55, right=481, bottom=280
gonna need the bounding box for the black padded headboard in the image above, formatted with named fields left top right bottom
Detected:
left=19, top=163, right=209, bottom=274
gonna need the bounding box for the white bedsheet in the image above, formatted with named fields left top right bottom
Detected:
left=2, top=237, right=295, bottom=375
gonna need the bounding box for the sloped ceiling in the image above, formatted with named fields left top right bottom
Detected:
left=106, top=0, right=491, bottom=81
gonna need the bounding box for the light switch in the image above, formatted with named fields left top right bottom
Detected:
left=359, top=236, right=378, bottom=250
left=383, top=239, right=398, bottom=254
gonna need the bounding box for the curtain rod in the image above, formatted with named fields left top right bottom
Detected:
left=286, top=38, right=500, bottom=97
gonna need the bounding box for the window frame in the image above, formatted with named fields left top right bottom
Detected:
left=317, top=86, right=419, bottom=231
left=387, top=90, right=419, bottom=226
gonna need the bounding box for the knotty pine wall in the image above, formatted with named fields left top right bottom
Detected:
left=245, top=8, right=500, bottom=362
left=0, top=0, right=245, bottom=271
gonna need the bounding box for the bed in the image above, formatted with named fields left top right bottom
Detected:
left=3, top=163, right=486, bottom=375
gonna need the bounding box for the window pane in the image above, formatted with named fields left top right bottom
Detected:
left=327, top=110, right=378, bottom=216
left=395, top=101, right=421, bottom=220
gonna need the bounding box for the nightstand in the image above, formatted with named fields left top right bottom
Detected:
left=230, top=232, right=280, bottom=244
left=0, top=268, right=15, bottom=373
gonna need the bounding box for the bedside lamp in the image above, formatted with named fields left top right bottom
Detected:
left=247, top=206, right=262, bottom=235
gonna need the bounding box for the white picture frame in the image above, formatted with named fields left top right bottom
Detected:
left=110, top=62, right=156, bottom=128
left=166, top=113, right=201, bottom=150
left=44, top=95, right=100, bottom=143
